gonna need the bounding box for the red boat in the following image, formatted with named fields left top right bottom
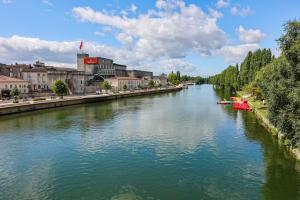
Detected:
left=233, top=100, right=252, bottom=111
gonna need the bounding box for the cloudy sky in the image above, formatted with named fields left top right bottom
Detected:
left=0, top=0, right=299, bottom=76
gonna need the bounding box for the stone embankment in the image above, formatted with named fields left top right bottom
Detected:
left=0, top=87, right=182, bottom=116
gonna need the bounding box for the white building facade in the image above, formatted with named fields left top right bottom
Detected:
left=0, top=75, right=29, bottom=94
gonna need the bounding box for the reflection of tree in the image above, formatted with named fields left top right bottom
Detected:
left=213, top=87, right=238, bottom=120
left=240, top=111, right=300, bottom=200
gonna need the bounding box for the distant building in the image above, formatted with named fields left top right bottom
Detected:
left=127, top=70, right=153, bottom=79
left=77, top=53, right=115, bottom=79
left=106, top=77, right=146, bottom=91
left=113, top=63, right=127, bottom=77
left=0, top=63, right=30, bottom=79
left=153, top=73, right=168, bottom=87
left=0, top=75, right=29, bottom=94
left=21, top=62, right=85, bottom=94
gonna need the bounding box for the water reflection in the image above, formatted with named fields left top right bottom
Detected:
left=0, top=85, right=299, bottom=200
left=214, top=87, right=300, bottom=200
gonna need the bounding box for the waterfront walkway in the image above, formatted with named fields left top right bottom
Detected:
left=0, top=87, right=182, bottom=115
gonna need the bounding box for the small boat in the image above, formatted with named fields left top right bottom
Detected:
left=217, top=100, right=233, bottom=104
left=233, top=100, right=252, bottom=111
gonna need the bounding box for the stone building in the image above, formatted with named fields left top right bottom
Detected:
left=127, top=70, right=153, bottom=79
left=113, top=63, right=127, bottom=77
left=21, top=62, right=85, bottom=94
left=0, top=75, right=29, bottom=94
left=77, top=53, right=115, bottom=78
left=106, top=77, right=146, bottom=91
left=153, top=73, right=168, bottom=87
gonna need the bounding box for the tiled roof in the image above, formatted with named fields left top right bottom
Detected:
left=107, top=76, right=141, bottom=80
left=0, top=75, right=28, bottom=83
left=22, top=67, right=47, bottom=72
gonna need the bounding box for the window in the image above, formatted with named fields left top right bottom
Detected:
left=81, top=80, right=83, bottom=84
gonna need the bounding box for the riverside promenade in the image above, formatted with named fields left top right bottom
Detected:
left=0, top=86, right=182, bottom=116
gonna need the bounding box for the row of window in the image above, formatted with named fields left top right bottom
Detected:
left=3, top=84, right=27, bottom=89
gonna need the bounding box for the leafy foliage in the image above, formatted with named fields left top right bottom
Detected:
left=11, top=87, right=20, bottom=98
left=123, top=84, right=127, bottom=90
left=208, top=65, right=239, bottom=91
left=148, top=80, right=155, bottom=88
left=1, top=89, right=11, bottom=99
left=52, top=80, right=68, bottom=96
left=167, top=72, right=179, bottom=85
left=209, top=20, right=300, bottom=147
left=100, top=80, right=112, bottom=91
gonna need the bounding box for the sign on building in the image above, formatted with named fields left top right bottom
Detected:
left=84, top=57, right=99, bottom=65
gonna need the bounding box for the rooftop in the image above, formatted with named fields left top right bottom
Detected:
left=0, top=75, right=28, bottom=83
left=107, top=76, right=141, bottom=80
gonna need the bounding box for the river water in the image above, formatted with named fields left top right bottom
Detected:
left=0, top=85, right=299, bottom=200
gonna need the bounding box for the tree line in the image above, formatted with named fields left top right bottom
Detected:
left=208, top=20, right=300, bottom=148
left=168, top=71, right=205, bottom=85
left=208, top=48, right=274, bottom=91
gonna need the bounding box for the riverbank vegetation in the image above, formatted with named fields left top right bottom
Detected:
left=168, top=71, right=205, bottom=85
left=208, top=20, right=300, bottom=148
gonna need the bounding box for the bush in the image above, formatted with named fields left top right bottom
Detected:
left=123, top=84, right=128, bottom=90
left=1, top=89, right=11, bottom=99
left=148, top=80, right=155, bottom=88
left=52, top=80, right=68, bottom=97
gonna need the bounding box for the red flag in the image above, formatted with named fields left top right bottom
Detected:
left=79, top=40, right=83, bottom=50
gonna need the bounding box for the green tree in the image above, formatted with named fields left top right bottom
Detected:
left=123, top=84, right=127, bottom=90
left=277, top=20, right=300, bottom=81
left=11, top=87, right=20, bottom=102
left=100, top=80, right=112, bottom=91
left=148, top=80, right=155, bottom=88
left=1, top=89, right=11, bottom=99
left=256, top=56, right=299, bottom=146
left=52, top=80, right=68, bottom=98
left=176, top=71, right=181, bottom=81
left=167, top=72, right=178, bottom=85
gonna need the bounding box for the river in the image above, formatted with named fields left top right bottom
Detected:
left=0, top=85, right=299, bottom=200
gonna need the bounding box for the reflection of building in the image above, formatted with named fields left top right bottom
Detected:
left=153, top=73, right=168, bottom=86
left=0, top=75, right=29, bottom=94
left=107, top=77, right=146, bottom=91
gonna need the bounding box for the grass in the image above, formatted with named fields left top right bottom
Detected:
left=237, top=91, right=268, bottom=119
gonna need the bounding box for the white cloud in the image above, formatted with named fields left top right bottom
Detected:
left=42, top=0, right=52, bottom=6
left=0, top=35, right=142, bottom=66
left=208, top=8, right=223, bottom=19
left=116, top=32, right=134, bottom=48
left=130, top=4, right=138, bottom=13
left=237, top=26, right=265, bottom=43
left=94, top=31, right=105, bottom=37
left=0, top=35, right=202, bottom=75
left=72, top=1, right=227, bottom=59
left=216, top=0, right=229, bottom=8
left=230, top=5, right=253, bottom=17
left=2, top=0, right=12, bottom=4
left=217, top=43, right=259, bottom=64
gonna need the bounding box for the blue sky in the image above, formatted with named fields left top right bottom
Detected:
left=0, top=0, right=299, bottom=76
